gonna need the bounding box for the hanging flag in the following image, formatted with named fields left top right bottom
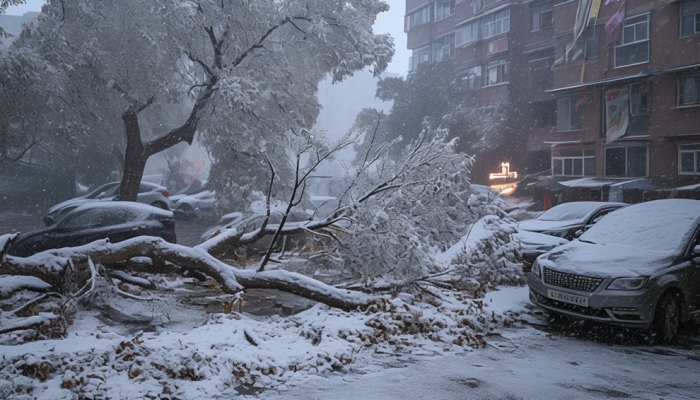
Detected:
left=589, top=0, right=602, bottom=22
left=605, top=1, right=626, bottom=46
left=605, top=87, right=630, bottom=143
left=575, top=88, right=589, bottom=111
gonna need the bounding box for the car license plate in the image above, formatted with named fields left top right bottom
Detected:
left=547, top=289, right=588, bottom=307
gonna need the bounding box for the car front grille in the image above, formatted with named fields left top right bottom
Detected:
left=543, top=268, right=604, bottom=292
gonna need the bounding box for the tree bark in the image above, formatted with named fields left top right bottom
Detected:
left=1, top=237, right=374, bottom=311
left=119, top=109, right=147, bottom=201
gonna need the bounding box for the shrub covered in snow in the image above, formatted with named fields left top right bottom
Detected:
left=326, top=129, right=482, bottom=287
left=449, top=215, right=525, bottom=295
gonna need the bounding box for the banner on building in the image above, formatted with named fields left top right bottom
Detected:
left=605, top=1, right=626, bottom=45
left=605, top=87, right=630, bottom=143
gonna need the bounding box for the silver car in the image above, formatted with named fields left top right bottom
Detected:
left=518, top=201, right=628, bottom=240
left=528, top=199, right=700, bottom=344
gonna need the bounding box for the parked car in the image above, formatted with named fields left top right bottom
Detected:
left=172, top=190, right=217, bottom=219
left=518, top=201, right=628, bottom=240
left=43, top=181, right=171, bottom=226
left=200, top=210, right=313, bottom=258
left=9, top=202, right=176, bottom=257
left=528, top=199, right=700, bottom=343
left=517, top=230, right=569, bottom=272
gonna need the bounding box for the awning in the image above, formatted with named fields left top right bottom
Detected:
left=609, top=179, right=656, bottom=190
left=676, top=183, right=700, bottom=191
left=665, top=63, right=700, bottom=73
left=558, top=177, right=617, bottom=188
left=545, top=71, right=658, bottom=93
left=544, top=140, right=581, bottom=147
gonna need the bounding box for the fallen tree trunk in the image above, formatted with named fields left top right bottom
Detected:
left=0, top=236, right=374, bottom=311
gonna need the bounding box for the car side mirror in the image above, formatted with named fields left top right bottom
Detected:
left=694, top=245, right=700, bottom=256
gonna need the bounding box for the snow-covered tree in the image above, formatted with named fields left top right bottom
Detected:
left=0, top=1, right=25, bottom=39
left=2, top=0, right=393, bottom=202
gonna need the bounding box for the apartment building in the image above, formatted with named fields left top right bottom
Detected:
left=544, top=0, right=700, bottom=189
left=405, top=0, right=700, bottom=190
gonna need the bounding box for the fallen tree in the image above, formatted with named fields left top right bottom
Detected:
left=0, top=127, right=522, bottom=340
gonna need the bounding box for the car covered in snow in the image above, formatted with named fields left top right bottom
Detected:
left=518, top=201, right=628, bottom=240
left=171, top=190, right=217, bottom=218
left=9, top=202, right=176, bottom=257
left=43, top=181, right=172, bottom=226
left=528, top=199, right=700, bottom=343
left=199, top=210, right=314, bottom=259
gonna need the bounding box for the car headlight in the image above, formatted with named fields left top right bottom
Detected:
left=532, top=260, right=541, bottom=277
left=606, top=277, right=648, bottom=291
left=541, top=229, right=569, bottom=238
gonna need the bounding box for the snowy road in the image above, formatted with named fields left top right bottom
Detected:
left=267, top=287, right=700, bottom=400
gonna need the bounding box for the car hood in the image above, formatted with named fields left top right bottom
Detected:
left=518, top=219, right=585, bottom=233
left=516, top=230, right=568, bottom=252
left=538, top=240, right=677, bottom=278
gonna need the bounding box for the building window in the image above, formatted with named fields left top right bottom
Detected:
left=472, top=0, right=482, bottom=13
left=435, top=0, right=456, bottom=21
left=678, top=75, right=700, bottom=106
left=605, top=146, right=648, bottom=177
left=432, top=34, right=455, bottom=62
left=456, top=20, right=479, bottom=46
left=679, top=144, right=700, bottom=174
left=460, top=66, right=482, bottom=91
left=528, top=48, right=554, bottom=82
left=484, top=59, right=508, bottom=86
left=556, top=95, right=583, bottom=131
left=409, top=46, right=431, bottom=72
left=554, top=33, right=573, bottom=61
left=552, top=149, right=595, bottom=177
left=532, top=100, right=557, bottom=128
left=628, top=83, right=650, bottom=136
left=532, top=0, right=554, bottom=31
left=585, top=27, right=599, bottom=59
left=680, top=0, right=700, bottom=37
left=615, top=13, right=650, bottom=68
left=482, top=9, right=510, bottom=39
left=406, top=5, right=431, bottom=31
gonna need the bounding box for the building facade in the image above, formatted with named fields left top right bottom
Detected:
left=545, top=0, right=700, bottom=189
left=405, top=0, right=700, bottom=189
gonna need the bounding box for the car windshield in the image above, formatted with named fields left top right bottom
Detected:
left=84, top=183, right=119, bottom=199
left=537, top=203, right=597, bottom=221
left=579, top=200, right=700, bottom=251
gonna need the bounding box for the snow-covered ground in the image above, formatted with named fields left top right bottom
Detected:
left=269, top=286, right=700, bottom=399
left=2, top=284, right=699, bottom=399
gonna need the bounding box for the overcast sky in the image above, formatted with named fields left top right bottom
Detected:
left=5, top=0, right=410, bottom=75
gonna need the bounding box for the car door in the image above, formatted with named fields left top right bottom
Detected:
left=50, top=208, right=105, bottom=249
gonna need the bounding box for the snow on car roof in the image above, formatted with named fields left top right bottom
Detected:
left=579, top=199, right=700, bottom=252
left=73, top=200, right=174, bottom=217
left=535, top=201, right=626, bottom=222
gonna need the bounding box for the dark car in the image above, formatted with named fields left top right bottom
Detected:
left=9, top=202, right=176, bottom=257
left=43, top=181, right=172, bottom=226
left=528, top=199, right=700, bottom=344
left=518, top=201, right=628, bottom=240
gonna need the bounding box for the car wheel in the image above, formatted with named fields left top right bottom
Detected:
left=151, top=201, right=168, bottom=210
left=650, top=291, right=681, bottom=344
